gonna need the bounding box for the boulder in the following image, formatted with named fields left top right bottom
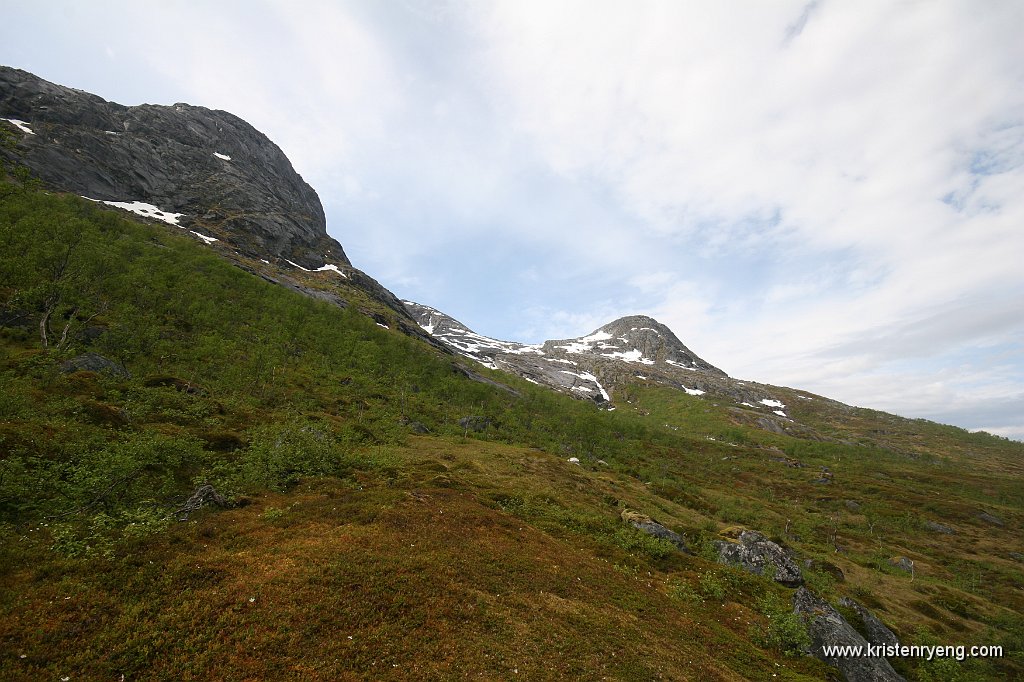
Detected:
left=923, top=520, right=956, bottom=535
left=889, top=556, right=914, bottom=574
left=620, top=509, right=690, bottom=553
left=793, top=587, right=904, bottom=682
left=60, top=353, right=130, bottom=379
left=174, top=484, right=229, bottom=521
left=977, top=511, right=1005, bottom=527
left=715, top=528, right=803, bottom=587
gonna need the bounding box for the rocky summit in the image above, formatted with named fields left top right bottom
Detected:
left=0, top=66, right=341, bottom=269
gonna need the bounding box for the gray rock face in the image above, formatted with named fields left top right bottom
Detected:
left=715, top=529, right=803, bottom=587
left=794, top=588, right=904, bottom=682
left=621, top=509, right=690, bottom=553
left=838, top=597, right=899, bottom=648
left=0, top=66, right=343, bottom=267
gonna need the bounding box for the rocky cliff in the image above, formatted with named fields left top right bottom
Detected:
left=0, top=65, right=341, bottom=268
left=0, top=66, right=444, bottom=333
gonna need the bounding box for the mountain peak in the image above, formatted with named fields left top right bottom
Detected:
left=545, top=315, right=726, bottom=376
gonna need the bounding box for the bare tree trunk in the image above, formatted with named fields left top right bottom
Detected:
left=39, top=307, right=51, bottom=348
left=57, top=306, right=79, bottom=350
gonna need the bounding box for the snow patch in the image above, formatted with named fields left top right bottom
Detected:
left=190, top=231, right=217, bottom=244
left=284, top=259, right=311, bottom=271
left=213, top=152, right=232, bottom=161
left=760, top=398, right=786, bottom=409
left=556, top=330, right=613, bottom=354
left=683, top=387, right=705, bottom=396
left=665, top=359, right=696, bottom=370
left=773, top=410, right=788, bottom=417
left=376, top=322, right=389, bottom=329
left=1, top=118, right=34, bottom=135
left=315, top=264, right=346, bottom=277
left=599, top=348, right=655, bottom=365
left=83, top=198, right=183, bottom=226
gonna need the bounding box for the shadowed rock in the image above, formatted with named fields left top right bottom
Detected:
left=794, top=588, right=904, bottom=682
left=838, top=596, right=899, bottom=648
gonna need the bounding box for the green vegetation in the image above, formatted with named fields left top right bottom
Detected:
left=1, top=182, right=1022, bottom=680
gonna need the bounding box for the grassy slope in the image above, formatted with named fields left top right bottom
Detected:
left=1, top=185, right=1021, bottom=680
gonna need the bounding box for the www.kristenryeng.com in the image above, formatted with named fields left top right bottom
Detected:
left=823, top=643, right=1003, bottom=662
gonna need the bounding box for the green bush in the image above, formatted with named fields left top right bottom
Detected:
left=753, top=592, right=811, bottom=656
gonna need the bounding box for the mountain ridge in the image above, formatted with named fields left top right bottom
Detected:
left=403, top=299, right=832, bottom=440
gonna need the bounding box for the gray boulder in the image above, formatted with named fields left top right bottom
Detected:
left=977, top=511, right=1005, bottom=527
left=923, top=520, right=956, bottom=535
left=715, top=528, right=803, bottom=587
left=60, top=353, right=130, bottom=379
left=621, top=509, right=690, bottom=553
left=794, top=587, right=904, bottom=682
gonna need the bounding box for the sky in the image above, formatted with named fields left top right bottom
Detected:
left=3, top=1, right=1023, bottom=440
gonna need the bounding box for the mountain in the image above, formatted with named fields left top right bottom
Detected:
left=405, top=301, right=828, bottom=439
left=2, top=68, right=1023, bottom=681
left=0, top=65, right=430, bottom=338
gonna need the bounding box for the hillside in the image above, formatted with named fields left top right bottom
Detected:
left=1, top=180, right=1022, bottom=680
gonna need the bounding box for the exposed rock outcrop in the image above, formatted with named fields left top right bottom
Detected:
left=715, top=528, right=803, bottom=587
left=794, top=587, right=904, bottom=682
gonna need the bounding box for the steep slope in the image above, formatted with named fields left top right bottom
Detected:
left=2, top=173, right=1023, bottom=682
